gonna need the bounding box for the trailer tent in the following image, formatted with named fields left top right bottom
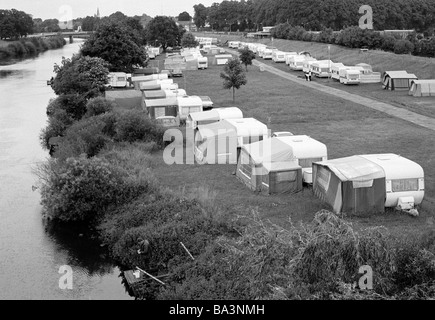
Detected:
left=133, top=68, right=159, bottom=76
left=213, top=54, right=233, bottom=65
left=194, top=118, right=269, bottom=164
left=313, top=154, right=424, bottom=214
left=142, top=97, right=178, bottom=119
left=139, top=83, right=178, bottom=91
left=408, top=80, right=435, bottom=97
left=382, top=71, right=418, bottom=90
left=236, top=138, right=303, bottom=194
left=143, top=89, right=186, bottom=100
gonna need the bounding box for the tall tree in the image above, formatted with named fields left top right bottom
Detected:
left=81, top=22, right=148, bottom=73
left=220, top=58, right=247, bottom=102
left=181, top=32, right=199, bottom=48
left=239, top=47, right=256, bottom=71
left=145, top=16, right=183, bottom=51
left=193, top=4, right=207, bottom=29
left=178, top=11, right=192, bottom=21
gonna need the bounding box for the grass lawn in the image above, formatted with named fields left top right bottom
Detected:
left=140, top=53, right=435, bottom=238
left=194, top=33, right=435, bottom=120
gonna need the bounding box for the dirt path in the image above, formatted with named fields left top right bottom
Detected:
left=226, top=48, right=435, bottom=131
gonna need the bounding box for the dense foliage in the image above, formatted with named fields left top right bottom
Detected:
left=145, top=16, right=185, bottom=51
left=181, top=32, right=199, bottom=48
left=51, top=55, right=110, bottom=99
left=270, top=23, right=435, bottom=57
left=0, top=36, right=66, bottom=60
left=239, top=47, right=256, bottom=71
left=80, top=22, right=148, bottom=73
left=0, top=9, right=33, bottom=39
left=220, top=58, right=248, bottom=102
left=194, top=0, right=435, bottom=34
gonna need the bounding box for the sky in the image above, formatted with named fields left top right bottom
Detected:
left=1, top=0, right=218, bottom=20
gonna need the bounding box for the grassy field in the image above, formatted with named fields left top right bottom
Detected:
left=194, top=33, right=435, bottom=119
left=140, top=52, right=435, bottom=238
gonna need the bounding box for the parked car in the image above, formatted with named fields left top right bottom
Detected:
left=272, top=131, right=294, bottom=137
left=155, top=116, right=180, bottom=128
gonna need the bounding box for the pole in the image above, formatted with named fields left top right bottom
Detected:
left=180, top=242, right=195, bottom=261
left=328, top=45, right=331, bottom=80
left=135, top=266, right=165, bottom=285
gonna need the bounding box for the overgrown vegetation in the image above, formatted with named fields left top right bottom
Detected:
left=271, top=24, right=435, bottom=58
left=0, top=35, right=66, bottom=60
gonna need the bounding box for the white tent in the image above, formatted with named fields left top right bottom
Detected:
left=408, top=80, right=435, bottom=97
left=382, top=71, right=418, bottom=90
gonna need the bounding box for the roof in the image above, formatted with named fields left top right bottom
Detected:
left=144, top=97, right=178, bottom=108
left=242, top=137, right=296, bottom=165
left=177, top=95, right=203, bottom=107
left=383, top=71, right=418, bottom=79
left=360, top=154, right=424, bottom=180
left=277, top=135, right=327, bottom=159
left=188, top=110, right=220, bottom=122
left=315, top=155, right=385, bottom=181
left=164, top=89, right=187, bottom=97
left=262, top=161, right=302, bottom=173
left=223, top=118, right=269, bottom=137
left=143, top=90, right=166, bottom=99
left=197, top=120, right=236, bottom=140
left=410, top=79, right=435, bottom=85
left=214, top=107, right=243, bottom=120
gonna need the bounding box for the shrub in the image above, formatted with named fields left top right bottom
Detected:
left=7, top=42, right=27, bottom=56
left=24, top=41, right=37, bottom=54
left=394, top=39, right=414, bottom=54
left=381, top=35, right=397, bottom=52
left=85, top=97, right=114, bottom=117
left=55, top=94, right=88, bottom=120
left=114, top=110, right=165, bottom=146
left=39, top=109, right=74, bottom=150
left=37, top=156, right=125, bottom=222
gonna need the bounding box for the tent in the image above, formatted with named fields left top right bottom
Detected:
left=313, top=154, right=424, bottom=214
left=236, top=138, right=303, bottom=194
left=276, top=135, right=327, bottom=183
left=194, top=121, right=238, bottom=164
left=187, top=107, right=243, bottom=130
left=132, top=73, right=168, bottom=82
left=194, top=118, right=269, bottom=164
left=213, top=54, right=233, bottom=65
left=142, top=97, right=178, bottom=119
left=408, top=80, right=435, bottom=97
left=382, top=71, right=418, bottom=90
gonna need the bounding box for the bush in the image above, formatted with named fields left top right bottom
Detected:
left=24, top=41, right=37, bottom=54
left=7, top=42, right=27, bottom=56
left=85, top=97, right=114, bottom=117
left=39, top=109, right=74, bottom=150
left=55, top=94, right=88, bottom=120
left=394, top=39, right=414, bottom=54
left=54, top=115, right=113, bottom=160
left=37, top=156, right=126, bottom=222
left=114, top=110, right=165, bottom=146
left=381, top=35, right=397, bottom=52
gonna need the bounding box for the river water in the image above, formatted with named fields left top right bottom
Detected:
left=0, top=40, right=131, bottom=300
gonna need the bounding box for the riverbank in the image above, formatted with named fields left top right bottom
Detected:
left=0, top=36, right=66, bottom=64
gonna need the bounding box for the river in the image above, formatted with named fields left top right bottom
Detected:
left=0, top=39, right=132, bottom=300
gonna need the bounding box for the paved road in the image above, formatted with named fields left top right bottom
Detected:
left=226, top=49, right=435, bottom=131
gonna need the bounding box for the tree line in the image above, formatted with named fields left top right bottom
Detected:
left=193, top=0, right=435, bottom=35
left=0, top=9, right=33, bottom=39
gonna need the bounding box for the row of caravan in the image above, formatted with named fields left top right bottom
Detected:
left=187, top=110, right=424, bottom=214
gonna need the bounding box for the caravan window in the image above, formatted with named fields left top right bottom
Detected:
left=117, top=77, right=126, bottom=81
left=392, top=179, right=419, bottom=192
left=299, top=158, right=322, bottom=168
left=316, top=166, right=331, bottom=190
left=154, top=107, right=165, bottom=118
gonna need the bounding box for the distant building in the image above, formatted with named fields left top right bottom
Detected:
left=176, top=19, right=197, bottom=32
left=94, top=8, right=100, bottom=18
left=58, top=20, right=73, bottom=30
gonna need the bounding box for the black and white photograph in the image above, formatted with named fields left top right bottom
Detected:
left=1, top=0, right=434, bottom=308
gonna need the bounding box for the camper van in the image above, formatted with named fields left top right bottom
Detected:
left=272, top=51, right=287, bottom=63
left=197, top=56, right=208, bottom=69
left=330, top=63, right=346, bottom=81
left=288, top=55, right=311, bottom=71
left=228, top=41, right=240, bottom=49
left=311, top=60, right=333, bottom=78
left=284, top=52, right=298, bottom=65
left=107, top=72, right=129, bottom=88
left=214, top=54, right=233, bottom=65
left=302, top=59, right=318, bottom=73
left=339, top=68, right=361, bottom=85
left=142, top=97, right=178, bottom=120
left=262, top=46, right=277, bottom=60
